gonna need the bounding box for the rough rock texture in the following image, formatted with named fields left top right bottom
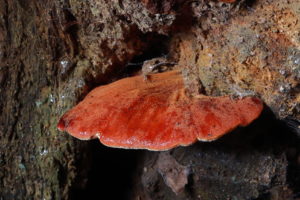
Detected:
left=132, top=113, right=297, bottom=199
left=0, top=0, right=299, bottom=199
left=173, top=0, right=300, bottom=121
left=0, top=1, right=93, bottom=199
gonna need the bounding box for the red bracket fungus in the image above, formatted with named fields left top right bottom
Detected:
left=58, top=70, right=263, bottom=151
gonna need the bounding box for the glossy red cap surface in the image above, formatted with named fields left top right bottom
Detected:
left=58, top=70, right=263, bottom=150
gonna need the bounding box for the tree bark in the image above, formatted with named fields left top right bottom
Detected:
left=0, top=0, right=299, bottom=199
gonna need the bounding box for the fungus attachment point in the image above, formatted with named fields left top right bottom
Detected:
left=58, top=70, right=263, bottom=151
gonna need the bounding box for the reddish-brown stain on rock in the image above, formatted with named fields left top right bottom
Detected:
left=58, top=70, right=263, bottom=151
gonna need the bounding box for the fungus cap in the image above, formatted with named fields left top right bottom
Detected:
left=58, top=70, right=263, bottom=151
